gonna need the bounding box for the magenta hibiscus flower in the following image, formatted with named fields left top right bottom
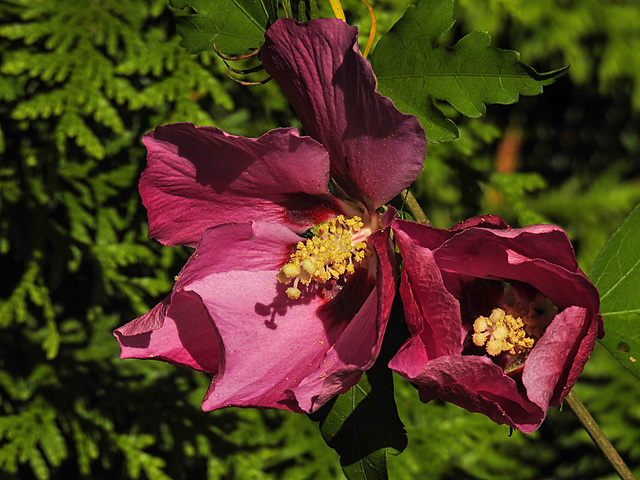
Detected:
left=113, top=18, right=426, bottom=414
left=388, top=216, right=603, bottom=433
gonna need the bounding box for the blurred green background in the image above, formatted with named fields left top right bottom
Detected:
left=1, top=0, right=639, bottom=478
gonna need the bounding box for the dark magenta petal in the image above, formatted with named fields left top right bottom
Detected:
left=391, top=355, right=544, bottom=433
left=451, top=214, right=510, bottom=231
left=389, top=218, right=602, bottom=432
left=117, top=220, right=390, bottom=413
left=393, top=226, right=463, bottom=362
left=262, top=18, right=426, bottom=210
left=141, top=123, right=339, bottom=247
left=523, top=306, right=599, bottom=407
left=427, top=225, right=596, bottom=311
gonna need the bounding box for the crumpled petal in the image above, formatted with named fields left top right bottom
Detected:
left=389, top=218, right=602, bottom=432
left=403, top=356, right=545, bottom=433
left=115, top=220, right=393, bottom=413
left=522, top=305, right=598, bottom=407
left=394, top=234, right=463, bottom=365
left=261, top=18, right=426, bottom=210
left=141, top=123, right=340, bottom=247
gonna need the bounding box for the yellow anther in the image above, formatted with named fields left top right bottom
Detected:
left=302, top=258, right=317, bottom=275
left=281, top=263, right=300, bottom=278
left=286, top=287, right=301, bottom=299
left=472, top=332, right=487, bottom=346
left=486, top=339, right=504, bottom=357
left=474, top=318, right=488, bottom=333
left=492, top=325, right=509, bottom=341
left=277, top=215, right=369, bottom=299
left=472, top=308, right=535, bottom=357
left=490, top=308, right=505, bottom=323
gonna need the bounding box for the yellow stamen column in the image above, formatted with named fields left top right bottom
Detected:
left=277, top=216, right=369, bottom=299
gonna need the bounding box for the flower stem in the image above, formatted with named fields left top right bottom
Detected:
left=565, top=390, right=636, bottom=480
left=400, top=189, right=431, bottom=225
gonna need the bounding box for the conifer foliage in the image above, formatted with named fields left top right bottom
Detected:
left=0, top=1, right=320, bottom=479
left=1, top=0, right=639, bottom=479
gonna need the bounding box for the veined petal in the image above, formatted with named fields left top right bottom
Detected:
left=127, top=220, right=387, bottom=413
left=114, top=291, right=223, bottom=374
left=262, top=18, right=426, bottom=210
left=394, top=225, right=463, bottom=363
left=426, top=224, right=598, bottom=312
left=141, top=123, right=339, bottom=247
left=523, top=305, right=598, bottom=407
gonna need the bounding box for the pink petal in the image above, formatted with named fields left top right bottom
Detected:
left=292, top=226, right=397, bottom=411
left=561, top=312, right=601, bottom=400
left=397, top=221, right=598, bottom=312
left=141, top=124, right=339, bottom=247
left=523, top=306, right=598, bottom=407
left=451, top=214, right=510, bottom=231
left=119, top=220, right=387, bottom=413
left=261, top=19, right=426, bottom=210
left=115, top=290, right=222, bottom=374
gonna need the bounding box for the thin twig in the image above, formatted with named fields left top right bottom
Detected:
left=213, top=44, right=260, bottom=61
left=224, top=73, right=271, bottom=86
left=400, top=189, right=431, bottom=225
left=565, top=390, right=636, bottom=480
left=220, top=62, right=265, bottom=75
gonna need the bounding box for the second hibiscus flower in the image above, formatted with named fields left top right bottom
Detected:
left=389, top=216, right=603, bottom=433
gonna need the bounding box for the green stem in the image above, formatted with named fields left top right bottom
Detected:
left=281, top=0, right=292, bottom=18
left=565, top=391, right=636, bottom=480
left=400, top=189, right=431, bottom=225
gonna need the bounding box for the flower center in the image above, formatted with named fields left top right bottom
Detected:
left=472, top=308, right=535, bottom=357
left=277, top=215, right=368, bottom=299
left=471, top=295, right=557, bottom=372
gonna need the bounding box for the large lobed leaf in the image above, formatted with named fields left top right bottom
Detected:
left=590, top=202, right=640, bottom=379
left=169, top=0, right=278, bottom=54
left=369, top=0, right=565, bottom=143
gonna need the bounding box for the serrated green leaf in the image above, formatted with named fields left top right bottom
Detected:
left=369, top=0, right=565, bottom=143
left=170, top=0, right=278, bottom=54
left=590, top=202, right=640, bottom=378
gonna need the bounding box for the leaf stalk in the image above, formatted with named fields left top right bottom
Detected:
left=565, top=391, right=636, bottom=480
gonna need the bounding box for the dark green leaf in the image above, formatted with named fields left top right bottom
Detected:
left=170, top=0, right=278, bottom=54
left=369, top=0, right=565, bottom=143
left=310, top=306, right=408, bottom=480
left=590, top=202, right=640, bottom=378
left=313, top=369, right=406, bottom=480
